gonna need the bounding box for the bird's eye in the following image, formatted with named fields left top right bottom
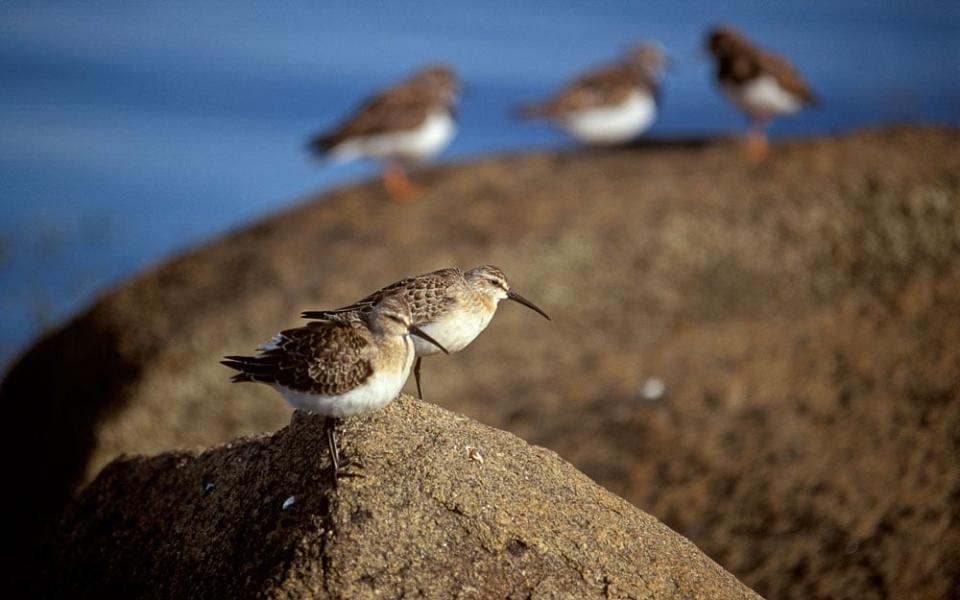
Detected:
left=488, top=278, right=502, bottom=287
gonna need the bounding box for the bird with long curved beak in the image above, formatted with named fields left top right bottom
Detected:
left=302, top=265, right=550, bottom=399
left=222, top=295, right=448, bottom=476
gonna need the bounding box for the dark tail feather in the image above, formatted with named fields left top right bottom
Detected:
left=301, top=310, right=335, bottom=320
left=307, top=132, right=338, bottom=157
left=223, top=355, right=258, bottom=365
left=221, top=357, right=257, bottom=383
left=223, top=355, right=281, bottom=370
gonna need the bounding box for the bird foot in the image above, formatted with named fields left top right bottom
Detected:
left=383, top=167, right=420, bottom=202
left=332, top=455, right=367, bottom=480
left=742, top=129, right=769, bottom=163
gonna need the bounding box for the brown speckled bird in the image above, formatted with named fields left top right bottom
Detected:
left=309, top=65, right=460, bottom=201
left=222, top=295, right=448, bottom=475
left=707, top=27, right=817, bottom=160
left=518, top=43, right=667, bottom=145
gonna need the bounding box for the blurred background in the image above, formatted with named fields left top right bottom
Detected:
left=0, top=0, right=958, bottom=368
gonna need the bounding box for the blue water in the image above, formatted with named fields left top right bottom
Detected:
left=1, top=1, right=958, bottom=367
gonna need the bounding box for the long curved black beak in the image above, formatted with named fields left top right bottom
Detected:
left=409, top=325, right=449, bottom=354
left=507, top=290, right=551, bottom=320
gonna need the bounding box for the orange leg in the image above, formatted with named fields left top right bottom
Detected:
left=743, top=121, right=770, bottom=163
left=382, top=163, right=419, bottom=203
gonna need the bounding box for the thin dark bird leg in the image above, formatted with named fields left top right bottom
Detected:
left=325, top=417, right=364, bottom=479
left=325, top=417, right=342, bottom=474
left=413, top=357, right=424, bottom=400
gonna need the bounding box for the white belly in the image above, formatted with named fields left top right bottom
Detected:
left=275, top=336, right=415, bottom=417
left=330, top=110, right=456, bottom=163
left=563, top=91, right=656, bottom=144
left=413, top=307, right=497, bottom=356
left=724, top=75, right=802, bottom=119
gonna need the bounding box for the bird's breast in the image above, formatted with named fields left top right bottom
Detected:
left=563, top=91, right=656, bottom=144
left=413, top=305, right=496, bottom=355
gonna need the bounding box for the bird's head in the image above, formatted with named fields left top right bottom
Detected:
left=371, top=295, right=448, bottom=353
left=411, top=64, right=461, bottom=105
left=625, top=42, right=669, bottom=79
left=706, top=27, right=750, bottom=59
left=370, top=295, right=413, bottom=336
left=464, top=265, right=550, bottom=320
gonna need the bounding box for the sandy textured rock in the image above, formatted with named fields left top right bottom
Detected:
left=4, top=127, right=960, bottom=598
left=48, top=396, right=759, bottom=599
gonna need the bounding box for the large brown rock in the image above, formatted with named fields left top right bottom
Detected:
left=4, top=127, right=960, bottom=598
left=48, top=396, right=760, bottom=599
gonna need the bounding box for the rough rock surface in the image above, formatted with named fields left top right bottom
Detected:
left=48, top=396, right=760, bottom=599
left=5, top=127, right=960, bottom=598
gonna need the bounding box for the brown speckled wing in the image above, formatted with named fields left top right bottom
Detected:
left=524, top=64, right=647, bottom=118
left=756, top=50, right=817, bottom=105
left=310, top=84, right=438, bottom=152
left=303, top=268, right=461, bottom=325
left=223, top=321, right=373, bottom=396
left=397, top=270, right=461, bottom=322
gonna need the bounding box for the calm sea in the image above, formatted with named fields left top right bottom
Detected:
left=1, top=0, right=958, bottom=367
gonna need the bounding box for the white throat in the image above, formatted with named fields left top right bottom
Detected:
left=412, top=296, right=499, bottom=356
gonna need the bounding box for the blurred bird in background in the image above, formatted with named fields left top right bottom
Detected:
left=516, top=43, right=668, bottom=145
left=706, top=26, right=817, bottom=161
left=309, top=65, right=461, bottom=202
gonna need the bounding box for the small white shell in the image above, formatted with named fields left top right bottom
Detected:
left=466, top=446, right=484, bottom=464
left=282, top=495, right=296, bottom=510
left=641, top=377, right=666, bottom=401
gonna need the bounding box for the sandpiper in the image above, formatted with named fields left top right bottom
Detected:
left=517, top=43, right=667, bottom=145
left=706, top=27, right=817, bottom=160
left=308, top=64, right=460, bottom=202
left=302, top=265, right=550, bottom=399
left=222, top=295, right=448, bottom=475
